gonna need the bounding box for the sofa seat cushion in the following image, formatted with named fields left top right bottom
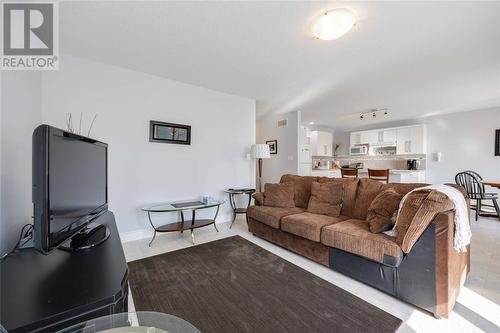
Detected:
left=247, top=205, right=304, bottom=229
left=321, top=219, right=403, bottom=266
left=281, top=213, right=350, bottom=242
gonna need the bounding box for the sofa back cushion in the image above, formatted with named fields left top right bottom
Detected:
left=279, top=174, right=318, bottom=208
left=318, top=177, right=359, bottom=217
left=263, top=182, right=295, bottom=208
left=366, top=189, right=403, bottom=233
left=352, top=179, right=386, bottom=220
left=306, top=182, right=343, bottom=217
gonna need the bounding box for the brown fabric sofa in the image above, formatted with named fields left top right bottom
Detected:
left=246, top=174, right=470, bottom=318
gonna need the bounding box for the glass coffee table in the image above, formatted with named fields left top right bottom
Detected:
left=142, top=199, right=224, bottom=246
left=57, top=311, right=201, bottom=333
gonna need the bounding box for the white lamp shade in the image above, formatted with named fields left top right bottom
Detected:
left=312, top=8, right=356, bottom=41
left=251, top=144, right=271, bottom=159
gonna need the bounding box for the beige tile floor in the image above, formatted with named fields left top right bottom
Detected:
left=123, top=214, right=500, bottom=333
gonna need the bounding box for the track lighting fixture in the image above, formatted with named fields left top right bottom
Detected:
left=359, top=108, right=389, bottom=121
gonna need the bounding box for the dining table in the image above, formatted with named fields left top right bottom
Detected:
left=481, top=181, right=500, bottom=189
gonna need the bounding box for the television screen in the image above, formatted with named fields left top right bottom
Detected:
left=49, top=134, right=107, bottom=246
left=33, top=125, right=108, bottom=253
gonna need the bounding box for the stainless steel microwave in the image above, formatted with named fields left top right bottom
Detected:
left=350, top=144, right=369, bottom=155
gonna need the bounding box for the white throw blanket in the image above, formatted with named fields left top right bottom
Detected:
left=387, top=184, right=471, bottom=252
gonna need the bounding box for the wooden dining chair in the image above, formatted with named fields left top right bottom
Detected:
left=341, top=168, right=358, bottom=179
left=368, top=169, right=390, bottom=184
left=455, top=171, right=500, bottom=221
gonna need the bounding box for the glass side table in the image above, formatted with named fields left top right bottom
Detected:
left=224, top=188, right=256, bottom=228
left=57, top=311, right=201, bottom=333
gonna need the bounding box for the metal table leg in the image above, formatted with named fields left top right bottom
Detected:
left=213, top=205, right=220, bottom=232
left=147, top=212, right=157, bottom=247
left=229, top=193, right=237, bottom=228
left=190, top=210, right=196, bottom=244
left=229, top=193, right=238, bottom=229
left=229, top=191, right=253, bottom=229
left=180, top=211, right=185, bottom=234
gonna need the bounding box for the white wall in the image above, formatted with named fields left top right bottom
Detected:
left=256, top=110, right=300, bottom=186
left=1, top=54, right=256, bottom=247
left=424, top=107, right=500, bottom=186
left=334, top=107, right=500, bottom=188
left=0, top=71, right=42, bottom=253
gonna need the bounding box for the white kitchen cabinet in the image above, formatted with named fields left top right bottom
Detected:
left=409, top=125, right=426, bottom=154
left=351, top=131, right=379, bottom=146
left=379, top=129, right=397, bottom=144
left=350, top=132, right=361, bottom=146
left=310, top=131, right=333, bottom=156
left=366, top=131, right=380, bottom=145
left=396, top=125, right=426, bottom=154
left=351, top=125, right=426, bottom=155
left=389, top=171, right=426, bottom=183
left=311, top=169, right=341, bottom=178
left=396, top=128, right=411, bottom=154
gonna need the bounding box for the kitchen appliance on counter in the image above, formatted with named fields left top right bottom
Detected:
left=349, top=144, right=369, bottom=156
left=407, top=159, right=419, bottom=170
left=313, top=159, right=332, bottom=170
left=347, top=162, right=364, bottom=169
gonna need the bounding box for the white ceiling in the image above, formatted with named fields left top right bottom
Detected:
left=60, top=1, right=500, bottom=130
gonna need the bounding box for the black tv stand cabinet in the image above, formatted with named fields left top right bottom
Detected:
left=0, top=211, right=129, bottom=333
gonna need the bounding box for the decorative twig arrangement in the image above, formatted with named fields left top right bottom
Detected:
left=65, top=113, right=98, bottom=137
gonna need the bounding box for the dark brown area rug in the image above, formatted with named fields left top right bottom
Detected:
left=128, top=236, right=402, bottom=333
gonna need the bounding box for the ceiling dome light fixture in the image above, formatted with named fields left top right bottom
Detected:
left=312, top=8, right=356, bottom=41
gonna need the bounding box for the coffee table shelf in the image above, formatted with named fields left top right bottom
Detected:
left=142, top=199, right=224, bottom=246
left=155, top=219, right=216, bottom=232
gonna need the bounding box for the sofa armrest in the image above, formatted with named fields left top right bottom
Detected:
left=252, top=192, right=264, bottom=206
left=432, top=210, right=470, bottom=318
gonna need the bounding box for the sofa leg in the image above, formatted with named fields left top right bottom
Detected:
left=433, top=314, right=442, bottom=319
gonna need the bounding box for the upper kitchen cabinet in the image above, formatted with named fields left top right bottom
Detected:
left=350, top=132, right=361, bottom=146
left=377, top=129, right=397, bottom=145
left=310, top=130, right=333, bottom=156
left=349, top=124, right=426, bottom=155
left=351, top=129, right=397, bottom=146
left=350, top=131, right=377, bottom=146
left=396, top=125, right=426, bottom=154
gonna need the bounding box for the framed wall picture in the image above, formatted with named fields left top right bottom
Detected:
left=495, top=129, right=500, bottom=156
left=149, top=120, right=191, bottom=145
left=266, top=140, right=277, bottom=154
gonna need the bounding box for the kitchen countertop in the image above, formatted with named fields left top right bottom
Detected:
left=311, top=168, right=425, bottom=174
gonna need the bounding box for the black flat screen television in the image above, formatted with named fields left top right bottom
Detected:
left=32, top=125, right=108, bottom=253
